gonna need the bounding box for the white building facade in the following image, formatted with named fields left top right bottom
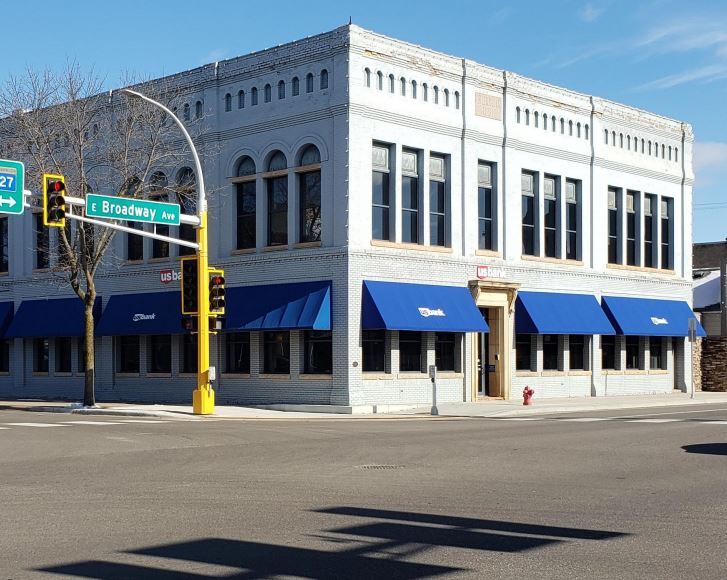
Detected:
left=0, top=25, right=702, bottom=409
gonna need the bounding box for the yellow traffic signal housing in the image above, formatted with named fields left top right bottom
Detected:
left=209, top=268, right=225, bottom=316
left=180, top=256, right=199, bottom=315
left=42, top=173, right=66, bottom=227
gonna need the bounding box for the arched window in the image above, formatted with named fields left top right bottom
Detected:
left=654, top=142, right=658, bottom=157
left=585, top=124, right=589, bottom=139
left=444, top=88, right=450, bottom=107
left=195, top=100, right=203, bottom=119
left=675, top=147, right=679, bottom=162
left=516, top=107, right=521, bottom=123
left=292, top=76, right=300, bottom=96
left=560, top=118, right=565, bottom=134
left=251, top=87, right=258, bottom=106
left=306, top=73, right=314, bottom=93
left=388, top=74, right=395, bottom=93
left=552, top=115, right=556, bottom=132
left=236, top=156, right=256, bottom=177
left=411, top=80, right=417, bottom=99
left=648, top=140, right=652, bottom=155
left=267, top=150, right=288, bottom=172
left=93, top=124, right=99, bottom=136
left=627, top=135, right=631, bottom=150
left=543, top=113, right=548, bottom=130
left=569, top=120, right=573, bottom=136
left=577, top=122, right=581, bottom=138
left=364, top=69, right=371, bottom=88
left=455, top=91, right=460, bottom=109
left=668, top=145, right=672, bottom=160
left=619, top=133, right=623, bottom=148
left=238, top=90, right=245, bottom=109
left=605, top=129, right=609, bottom=144
left=400, top=77, right=406, bottom=96
left=377, top=71, right=383, bottom=91
left=264, top=84, right=272, bottom=103
left=423, top=83, right=428, bottom=101
left=320, top=69, right=328, bottom=90
left=525, top=109, right=530, bottom=125
left=433, top=85, right=439, bottom=104
left=661, top=144, right=665, bottom=158
left=641, top=138, right=645, bottom=153
left=176, top=168, right=197, bottom=255
left=611, top=131, right=616, bottom=146
left=224, top=93, right=232, bottom=112
left=534, top=111, right=539, bottom=128
left=149, top=171, right=168, bottom=193
left=299, top=144, right=321, bottom=166
left=278, top=80, right=285, bottom=100
left=183, top=103, right=190, bottom=121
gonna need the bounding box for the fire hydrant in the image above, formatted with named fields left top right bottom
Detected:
left=522, top=386, right=535, bottom=406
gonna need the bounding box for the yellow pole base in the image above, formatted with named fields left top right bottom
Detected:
left=193, top=387, right=215, bottom=415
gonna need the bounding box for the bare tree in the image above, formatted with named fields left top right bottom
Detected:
left=0, top=63, right=203, bottom=406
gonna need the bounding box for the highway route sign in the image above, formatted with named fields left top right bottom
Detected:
left=0, top=159, right=25, bottom=215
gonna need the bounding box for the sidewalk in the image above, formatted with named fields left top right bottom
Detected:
left=1, top=391, right=726, bottom=420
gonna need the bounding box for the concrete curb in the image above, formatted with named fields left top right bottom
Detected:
left=25, top=406, right=194, bottom=419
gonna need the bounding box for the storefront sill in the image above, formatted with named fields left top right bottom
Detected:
left=362, top=373, right=392, bottom=380
left=0, top=272, right=9, bottom=277
left=300, top=374, right=333, bottom=380
left=54, top=372, right=73, bottom=377
left=474, top=250, right=502, bottom=258
left=0, top=372, right=9, bottom=376
left=147, top=257, right=171, bottom=264
left=541, top=371, right=566, bottom=377
left=396, top=373, right=429, bottom=379
left=567, top=371, right=592, bottom=376
left=601, top=370, right=623, bottom=375
left=624, top=370, right=648, bottom=375
left=292, top=242, right=322, bottom=250
left=606, top=264, right=675, bottom=275
left=147, top=373, right=172, bottom=378
left=221, top=373, right=252, bottom=379
left=259, top=374, right=291, bottom=380
left=116, top=373, right=140, bottom=378
left=32, top=372, right=50, bottom=377
left=178, top=373, right=197, bottom=378
left=515, top=371, right=539, bottom=377
left=648, top=370, right=669, bottom=375
left=262, top=245, right=288, bottom=253
left=123, top=260, right=145, bottom=266
left=231, top=248, right=256, bottom=256
left=436, top=372, right=464, bottom=379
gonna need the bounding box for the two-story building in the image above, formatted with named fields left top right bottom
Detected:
left=0, top=25, right=704, bottom=410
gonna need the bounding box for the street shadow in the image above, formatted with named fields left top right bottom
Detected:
left=682, top=443, right=727, bottom=456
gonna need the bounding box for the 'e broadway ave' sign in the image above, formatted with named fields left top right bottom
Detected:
left=86, top=193, right=180, bottom=226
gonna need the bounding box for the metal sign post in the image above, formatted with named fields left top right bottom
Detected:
left=429, top=365, right=439, bottom=416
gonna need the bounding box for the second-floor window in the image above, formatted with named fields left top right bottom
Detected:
left=0, top=216, right=8, bottom=273
left=607, top=187, right=619, bottom=264
left=126, top=221, right=143, bottom=260
left=565, top=179, right=580, bottom=260
left=478, top=162, right=495, bottom=251
left=176, top=168, right=196, bottom=257
left=543, top=175, right=558, bottom=258
left=35, top=213, right=49, bottom=269
left=372, top=144, right=391, bottom=241
left=401, top=150, right=419, bottom=244
left=626, top=191, right=638, bottom=266
left=429, top=155, right=447, bottom=247
left=521, top=172, right=536, bottom=256
left=661, top=198, right=673, bottom=270
left=644, top=194, right=656, bottom=268
left=266, top=151, right=288, bottom=246
left=298, top=145, right=322, bottom=243
left=235, top=156, right=257, bottom=250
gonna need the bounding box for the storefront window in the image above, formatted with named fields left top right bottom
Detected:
left=149, top=335, right=171, bottom=374
left=435, top=332, right=456, bottom=372
left=649, top=336, right=665, bottom=370
left=625, top=336, right=640, bottom=370
left=263, top=331, right=290, bottom=374
left=516, top=334, right=532, bottom=371
left=569, top=335, right=585, bottom=371
left=0, top=339, right=9, bottom=373
left=303, top=330, right=332, bottom=374
left=601, top=335, right=617, bottom=370
left=55, top=337, right=72, bottom=373
left=33, top=338, right=49, bottom=373
left=543, top=334, right=559, bottom=370
left=399, top=331, right=422, bottom=372
left=181, top=333, right=197, bottom=374
left=118, top=336, right=139, bottom=373
left=225, top=332, right=250, bottom=374
left=362, top=330, right=386, bottom=372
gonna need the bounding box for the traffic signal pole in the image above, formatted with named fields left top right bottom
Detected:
left=121, top=89, right=214, bottom=415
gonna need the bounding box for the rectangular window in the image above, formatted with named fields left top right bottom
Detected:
left=225, top=332, right=250, bottom=374
left=649, top=336, right=665, bottom=370
left=435, top=332, right=457, bottom=372
left=478, top=162, right=495, bottom=251
left=78, top=338, right=87, bottom=374
left=0, top=216, right=7, bottom=273
left=178, top=225, right=196, bottom=257
left=118, top=336, right=140, bottom=373
left=267, top=176, right=288, bottom=246
left=0, top=339, right=9, bottom=373
left=299, top=170, right=322, bottom=243
left=429, top=156, right=447, bottom=247
left=401, top=151, right=419, bottom=244
left=33, top=338, right=49, bottom=373
left=372, top=145, right=391, bottom=241
left=608, top=188, right=619, bottom=264
left=303, top=330, right=332, bottom=374
left=149, top=335, right=171, bottom=374
left=55, top=337, right=72, bottom=373
left=516, top=334, right=533, bottom=371
left=399, top=331, right=422, bottom=372
left=569, top=335, right=586, bottom=371
left=626, top=191, right=638, bottom=266
left=521, top=172, right=536, bottom=256
left=180, top=333, right=198, bottom=374
left=362, top=330, right=386, bottom=372
left=35, top=213, right=49, bottom=269
left=625, top=336, right=640, bottom=370
left=644, top=195, right=656, bottom=268
left=565, top=179, right=579, bottom=261
left=543, top=334, right=559, bottom=370
left=263, top=331, right=290, bottom=374
left=543, top=176, right=558, bottom=258
left=236, top=181, right=256, bottom=250
left=126, top=221, right=144, bottom=261
left=661, top=198, right=673, bottom=270
left=601, top=335, right=616, bottom=370
left=152, top=225, right=170, bottom=259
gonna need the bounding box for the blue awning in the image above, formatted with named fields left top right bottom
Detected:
left=226, top=281, right=331, bottom=331
left=362, top=281, right=489, bottom=332
left=516, top=291, right=616, bottom=335
left=96, top=292, right=182, bottom=336
left=0, top=302, right=14, bottom=339
left=6, top=297, right=100, bottom=338
left=602, top=296, right=706, bottom=337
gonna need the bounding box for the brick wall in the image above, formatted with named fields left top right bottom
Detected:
left=700, top=337, right=727, bottom=392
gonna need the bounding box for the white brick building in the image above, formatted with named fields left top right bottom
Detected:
left=0, top=25, right=703, bottom=409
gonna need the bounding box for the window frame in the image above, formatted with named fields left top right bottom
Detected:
left=148, top=334, right=172, bottom=374
left=55, top=336, right=72, bottom=374
left=399, top=331, right=423, bottom=373
left=263, top=331, right=290, bottom=375
left=33, top=337, right=49, bottom=373
left=225, top=332, right=251, bottom=374
left=521, top=171, right=537, bottom=256
left=303, top=330, right=333, bottom=374
left=477, top=162, right=496, bottom=251
left=401, top=149, right=420, bottom=244
left=372, top=144, right=392, bottom=241
left=362, top=330, right=387, bottom=373
left=428, top=155, right=448, bottom=247
left=117, top=335, right=140, bottom=374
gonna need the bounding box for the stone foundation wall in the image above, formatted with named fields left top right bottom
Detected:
left=693, top=337, right=703, bottom=391
left=700, top=337, right=727, bottom=392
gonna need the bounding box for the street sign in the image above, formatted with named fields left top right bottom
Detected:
left=0, top=159, right=25, bottom=215
left=688, top=317, right=697, bottom=343
left=86, top=193, right=180, bottom=226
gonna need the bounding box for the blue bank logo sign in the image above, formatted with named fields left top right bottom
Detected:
left=418, top=307, right=445, bottom=318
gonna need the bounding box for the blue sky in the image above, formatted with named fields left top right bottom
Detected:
left=2, top=0, right=726, bottom=241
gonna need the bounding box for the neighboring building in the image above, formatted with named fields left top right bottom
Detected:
left=0, top=25, right=704, bottom=409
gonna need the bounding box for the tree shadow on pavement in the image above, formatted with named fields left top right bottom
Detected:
left=682, top=443, right=727, bottom=456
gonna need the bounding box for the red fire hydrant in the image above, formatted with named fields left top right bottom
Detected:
left=522, top=386, right=535, bottom=406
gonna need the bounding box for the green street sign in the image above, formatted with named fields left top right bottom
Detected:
left=0, top=159, right=25, bottom=215
left=86, top=193, right=180, bottom=226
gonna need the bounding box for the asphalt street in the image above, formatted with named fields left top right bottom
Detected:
left=1, top=404, right=726, bottom=579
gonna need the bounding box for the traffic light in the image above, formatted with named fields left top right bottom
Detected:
left=42, top=173, right=66, bottom=227
left=181, top=256, right=199, bottom=315
left=209, top=269, right=225, bottom=315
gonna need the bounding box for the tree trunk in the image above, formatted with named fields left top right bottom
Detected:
left=83, top=298, right=96, bottom=407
